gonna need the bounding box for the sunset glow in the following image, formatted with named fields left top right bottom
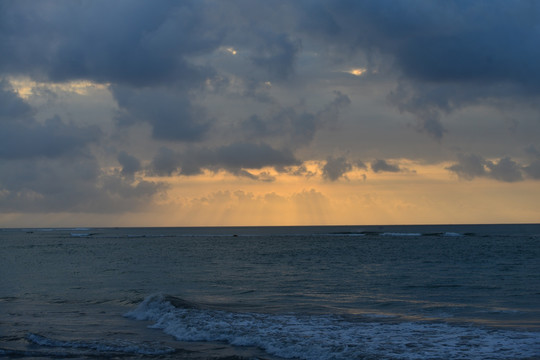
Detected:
left=0, top=1, right=539, bottom=227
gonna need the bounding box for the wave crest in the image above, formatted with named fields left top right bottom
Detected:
left=125, top=294, right=540, bottom=360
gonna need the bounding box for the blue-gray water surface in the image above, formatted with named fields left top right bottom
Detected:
left=1, top=224, right=539, bottom=359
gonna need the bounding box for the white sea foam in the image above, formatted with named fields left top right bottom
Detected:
left=443, top=232, right=463, bottom=237
left=70, top=233, right=90, bottom=237
left=126, top=294, right=540, bottom=360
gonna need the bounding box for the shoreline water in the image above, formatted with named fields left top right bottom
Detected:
left=1, top=224, right=539, bottom=359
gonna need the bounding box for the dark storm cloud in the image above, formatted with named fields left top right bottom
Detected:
left=0, top=0, right=221, bottom=87
left=322, top=156, right=352, bottom=181
left=371, top=159, right=401, bottom=173
left=303, top=0, right=540, bottom=87
left=0, top=0, right=224, bottom=145
left=112, top=86, right=212, bottom=142
left=250, top=33, right=301, bottom=80
left=300, top=0, right=540, bottom=138
left=0, top=117, right=101, bottom=159
left=446, top=154, right=538, bottom=182
left=0, top=0, right=304, bottom=89
left=149, top=143, right=300, bottom=179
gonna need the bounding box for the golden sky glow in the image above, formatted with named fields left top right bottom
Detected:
left=8, top=77, right=109, bottom=99
left=347, top=68, right=367, bottom=76
left=6, top=161, right=534, bottom=228
left=148, top=163, right=540, bottom=227
left=221, top=46, right=238, bottom=55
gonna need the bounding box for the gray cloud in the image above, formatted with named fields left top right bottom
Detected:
left=250, top=33, right=301, bottom=80
left=322, top=156, right=352, bottom=181
left=283, top=164, right=317, bottom=178
left=113, top=86, right=212, bottom=142
left=0, top=0, right=221, bottom=87
left=118, top=151, right=142, bottom=178
left=0, top=82, right=101, bottom=159
left=299, top=1, right=540, bottom=138
left=210, top=142, right=299, bottom=170
left=485, top=157, right=523, bottom=183
left=387, top=82, right=449, bottom=139
left=446, top=154, right=538, bottom=182
left=523, top=160, right=540, bottom=180
left=150, top=147, right=182, bottom=177
left=0, top=79, right=33, bottom=119
left=303, top=0, right=540, bottom=88
left=446, top=154, right=486, bottom=180
left=0, top=116, right=101, bottom=160
left=525, top=145, right=540, bottom=158
left=150, top=143, right=300, bottom=179
left=371, top=159, right=401, bottom=173
left=239, top=91, right=350, bottom=148
left=0, top=157, right=163, bottom=213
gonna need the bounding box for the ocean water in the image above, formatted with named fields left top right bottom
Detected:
left=1, top=224, right=539, bottom=359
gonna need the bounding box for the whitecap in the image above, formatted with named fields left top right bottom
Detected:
left=126, top=294, right=540, bottom=360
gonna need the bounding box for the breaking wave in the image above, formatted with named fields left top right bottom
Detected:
left=125, top=294, right=540, bottom=360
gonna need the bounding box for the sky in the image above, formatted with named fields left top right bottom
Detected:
left=1, top=0, right=539, bottom=227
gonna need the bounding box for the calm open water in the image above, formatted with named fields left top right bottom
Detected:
left=1, top=224, right=539, bottom=359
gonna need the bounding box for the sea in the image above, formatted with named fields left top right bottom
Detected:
left=1, top=224, right=539, bottom=360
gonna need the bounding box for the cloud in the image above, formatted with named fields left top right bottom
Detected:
left=523, top=160, right=540, bottom=179
left=371, top=159, right=401, bottom=173
left=445, top=153, right=486, bottom=180
left=322, top=156, right=352, bottom=181
left=299, top=1, right=540, bottom=138
left=0, top=157, right=164, bottom=213
left=387, top=82, right=449, bottom=139
left=118, top=151, right=142, bottom=178
left=250, top=33, right=301, bottom=80
left=305, top=1, right=540, bottom=88
left=0, top=79, right=33, bottom=119
left=0, top=81, right=101, bottom=160
left=283, top=164, right=317, bottom=178
left=239, top=91, right=350, bottom=148
left=291, top=189, right=331, bottom=223
left=0, top=68, right=157, bottom=215
left=0, top=1, right=221, bottom=87
left=149, top=147, right=182, bottom=176
left=525, top=144, right=540, bottom=158
left=447, top=154, right=537, bottom=182
left=485, top=157, right=523, bottom=182
left=149, top=143, right=300, bottom=178
left=0, top=116, right=101, bottom=160
left=112, top=86, right=212, bottom=142
left=210, top=142, right=299, bottom=170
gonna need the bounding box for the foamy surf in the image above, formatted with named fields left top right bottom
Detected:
left=126, top=294, right=540, bottom=360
